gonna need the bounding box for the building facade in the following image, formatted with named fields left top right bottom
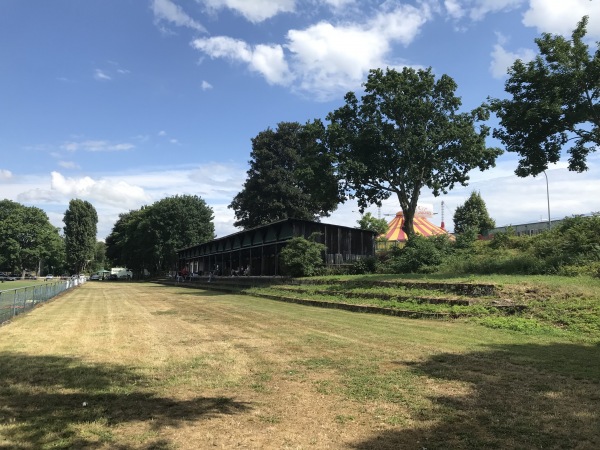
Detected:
left=177, top=218, right=377, bottom=276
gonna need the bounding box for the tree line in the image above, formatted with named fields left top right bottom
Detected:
left=0, top=199, right=100, bottom=277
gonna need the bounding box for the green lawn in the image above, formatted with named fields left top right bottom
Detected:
left=0, top=281, right=598, bottom=449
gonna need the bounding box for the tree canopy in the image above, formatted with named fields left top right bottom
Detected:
left=0, top=199, right=63, bottom=275
left=453, top=191, right=496, bottom=235
left=105, top=195, right=214, bottom=275
left=327, top=67, right=502, bottom=236
left=490, top=16, right=600, bottom=177
left=229, top=121, right=344, bottom=230
left=64, top=199, right=98, bottom=274
left=357, top=212, right=388, bottom=236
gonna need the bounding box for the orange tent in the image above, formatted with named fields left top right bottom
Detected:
left=382, top=211, right=449, bottom=242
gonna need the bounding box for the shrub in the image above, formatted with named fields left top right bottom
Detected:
left=382, top=234, right=445, bottom=273
left=280, top=235, right=326, bottom=277
left=349, top=256, right=378, bottom=275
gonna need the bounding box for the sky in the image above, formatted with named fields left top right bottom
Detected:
left=1, top=0, right=599, bottom=240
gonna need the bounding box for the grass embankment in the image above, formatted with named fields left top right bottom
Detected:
left=242, top=274, right=600, bottom=342
left=0, top=281, right=598, bottom=449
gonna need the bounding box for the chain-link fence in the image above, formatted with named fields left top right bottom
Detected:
left=0, top=278, right=85, bottom=325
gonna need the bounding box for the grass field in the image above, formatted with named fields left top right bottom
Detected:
left=0, top=281, right=598, bottom=449
left=0, top=279, right=58, bottom=290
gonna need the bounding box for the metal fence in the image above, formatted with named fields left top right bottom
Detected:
left=0, top=278, right=85, bottom=325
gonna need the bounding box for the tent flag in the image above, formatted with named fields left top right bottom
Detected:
left=382, top=211, right=449, bottom=242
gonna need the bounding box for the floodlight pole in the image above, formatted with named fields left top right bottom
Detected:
left=543, top=170, right=551, bottom=229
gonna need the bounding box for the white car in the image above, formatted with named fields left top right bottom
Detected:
left=45, top=274, right=54, bottom=281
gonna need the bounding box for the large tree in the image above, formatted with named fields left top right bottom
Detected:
left=327, top=67, right=502, bottom=236
left=490, top=16, right=600, bottom=177
left=453, top=191, right=496, bottom=235
left=146, top=195, right=215, bottom=271
left=229, top=121, right=344, bottom=229
left=106, top=195, right=214, bottom=274
left=357, top=212, right=388, bottom=236
left=0, top=200, right=61, bottom=276
left=64, top=199, right=98, bottom=274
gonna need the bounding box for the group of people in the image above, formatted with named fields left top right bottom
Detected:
left=231, top=265, right=250, bottom=277
left=175, top=264, right=251, bottom=283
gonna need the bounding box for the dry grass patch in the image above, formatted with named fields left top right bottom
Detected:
left=0, top=282, right=598, bottom=449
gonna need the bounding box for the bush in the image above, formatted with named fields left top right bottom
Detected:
left=382, top=234, right=445, bottom=274
left=280, top=236, right=326, bottom=277
left=349, top=256, right=378, bottom=275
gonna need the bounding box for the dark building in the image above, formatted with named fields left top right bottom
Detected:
left=177, top=218, right=377, bottom=276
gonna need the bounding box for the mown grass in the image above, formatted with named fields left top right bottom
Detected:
left=241, top=274, right=600, bottom=343
left=0, top=282, right=598, bottom=449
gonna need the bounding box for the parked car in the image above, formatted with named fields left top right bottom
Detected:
left=45, top=274, right=54, bottom=281
left=0, top=273, right=16, bottom=281
left=89, top=273, right=100, bottom=280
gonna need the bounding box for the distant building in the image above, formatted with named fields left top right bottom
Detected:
left=177, top=218, right=377, bottom=276
left=483, top=219, right=564, bottom=238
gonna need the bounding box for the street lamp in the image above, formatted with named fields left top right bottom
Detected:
left=542, top=170, right=551, bottom=229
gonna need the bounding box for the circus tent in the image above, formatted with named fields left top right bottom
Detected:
left=382, top=211, right=449, bottom=242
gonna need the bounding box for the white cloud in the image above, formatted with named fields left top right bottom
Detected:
left=151, top=0, right=206, bottom=32
left=442, top=0, right=525, bottom=22
left=0, top=169, right=13, bottom=180
left=322, top=0, right=355, bottom=9
left=469, top=0, right=524, bottom=21
left=58, top=161, right=80, bottom=169
left=522, top=0, right=600, bottom=37
left=94, top=69, right=112, bottom=81
left=201, top=80, right=213, bottom=90
left=61, top=140, right=135, bottom=152
left=158, top=130, right=167, bottom=136
left=192, top=3, right=432, bottom=100
left=49, top=172, right=151, bottom=208
left=191, top=37, right=292, bottom=85
left=489, top=32, right=536, bottom=78
left=202, top=0, right=296, bottom=23
left=445, top=0, right=465, bottom=19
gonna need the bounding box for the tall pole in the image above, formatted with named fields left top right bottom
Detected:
left=543, top=170, right=551, bottom=229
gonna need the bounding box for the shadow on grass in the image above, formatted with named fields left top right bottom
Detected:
left=351, top=342, right=600, bottom=450
left=0, top=352, right=252, bottom=449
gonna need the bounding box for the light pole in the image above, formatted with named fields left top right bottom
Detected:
left=543, top=170, right=551, bottom=229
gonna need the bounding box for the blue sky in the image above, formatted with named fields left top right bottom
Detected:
left=1, top=0, right=599, bottom=240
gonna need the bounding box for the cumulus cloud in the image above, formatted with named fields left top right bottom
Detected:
left=201, top=80, right=213, bottom=90
left=522, top=0, right=600, bottom=37
left=191, top=37, right=292, bottom=85
left=151, top=0, right=206, bottom=32
left=489, top=32, right=536, bottom=78
left=192, top=3, right=431, bottom=100
left=61, top=140, right=135, bottom=152
left=0, top=169, right=13, bottom=180
left=202, top=0, right=296, bottom=23
left=444, top=0, right=465, bottom=19
left=48, top=172, right=151, bottom=208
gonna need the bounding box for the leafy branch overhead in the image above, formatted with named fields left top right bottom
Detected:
left=490, top=16, right=600, bottom=177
